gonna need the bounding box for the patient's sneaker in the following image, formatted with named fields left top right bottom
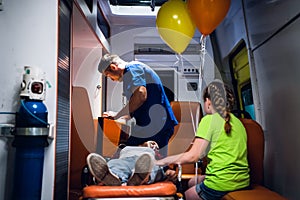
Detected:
left=127, top=152, right=154, bottom=186
left=87, top=153, right=121, bottom=186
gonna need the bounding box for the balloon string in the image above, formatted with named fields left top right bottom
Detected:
left=174, top=53, right=182, bottom=103
left=199, top=35, right=206, bottom=80
left=173, top=53, right=183, bottom=72
left=179, top=54, right=183, bottom=69
left=173, top=53, right=183, bottom=68
left=198, top=35, right=207, bottom=101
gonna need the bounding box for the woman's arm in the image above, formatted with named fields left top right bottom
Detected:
left=156, top=137, right=209, bottom=166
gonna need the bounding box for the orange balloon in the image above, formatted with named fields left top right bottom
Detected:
left=187, top=0, right=231, bottom=35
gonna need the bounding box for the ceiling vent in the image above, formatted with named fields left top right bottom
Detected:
left=109, top=0, right=167, bottom=6
left=134, top=43, right=201, bottom=55
left=109, top=0, right=168, bottom=11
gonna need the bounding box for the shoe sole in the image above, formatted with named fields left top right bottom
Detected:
left=127, top=153, right=154, bottom=186
left=87, top=153, right=121, bottom=186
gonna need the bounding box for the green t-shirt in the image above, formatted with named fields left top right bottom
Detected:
left=196, top=113, right=250, bottom=191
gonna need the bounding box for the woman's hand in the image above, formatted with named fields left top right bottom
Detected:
left=165, top=169, right=177, bottom=183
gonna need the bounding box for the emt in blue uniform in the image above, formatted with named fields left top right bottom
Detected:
left=98, top=54, right=178, bottom=157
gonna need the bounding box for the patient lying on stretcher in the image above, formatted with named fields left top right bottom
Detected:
left=86, top=141, right=177, bottom=186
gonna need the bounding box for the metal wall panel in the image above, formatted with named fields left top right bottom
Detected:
left=244, top=0, right=300, bottom=49
left=253, top=17, right=300, bottom=199
left=55, top=0, right=72, bottom=199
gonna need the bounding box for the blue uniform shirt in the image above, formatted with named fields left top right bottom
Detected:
left=122, top=61, right=178, bottom=149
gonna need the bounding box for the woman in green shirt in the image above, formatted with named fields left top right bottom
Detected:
left=156, top=80, right=250, bottom=200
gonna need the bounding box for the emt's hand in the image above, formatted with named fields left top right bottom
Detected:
left=102, top=111, right=117, bottom=119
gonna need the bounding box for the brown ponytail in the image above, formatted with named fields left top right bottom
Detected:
left=204, top=81, right=235, bottom=134
left=224, top=111, right=231, bottom=133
